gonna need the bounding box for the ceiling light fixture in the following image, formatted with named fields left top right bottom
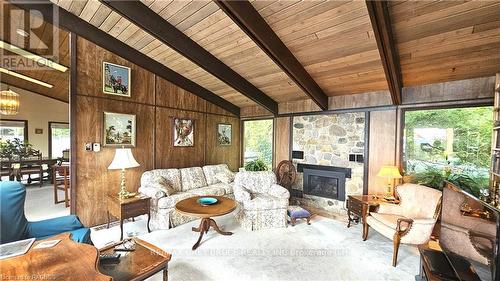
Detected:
left=0, top=68, right=53, bottom=88
left=0, top=40, right=68, bottom=72
left=0, top=88, right=20, bottom=115
left=16, top=28, right=29, bottom=38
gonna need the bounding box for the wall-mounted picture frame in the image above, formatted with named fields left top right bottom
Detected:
left=103, top=61, right=131, bottom=97
left=217, top=123, right=232, bottom=146
left=103, top=112, right=136, bottom=147
left=173, top=118, right=194, bottom=147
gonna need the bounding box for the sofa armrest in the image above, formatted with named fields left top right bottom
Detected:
left=268, top=184, right=290, bottom=199
left=138, top=185, right=166, bottom=200
left=27, top=215, right=84, bottom=239
left=233, top=185, right=251, bottom=202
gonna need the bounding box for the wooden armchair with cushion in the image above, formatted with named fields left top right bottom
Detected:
left=363, top=183, right=442, bottom=266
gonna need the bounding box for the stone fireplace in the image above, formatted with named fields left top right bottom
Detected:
left=291, top=113, right=366, bottom=217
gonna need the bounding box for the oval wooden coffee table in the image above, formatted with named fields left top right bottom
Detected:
left=175, top=196, right=236, bottom=250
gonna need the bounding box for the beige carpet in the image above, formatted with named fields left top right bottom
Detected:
left=91, top=214, right=419, bottom=281
left=24, top=184, right=70, bottom=221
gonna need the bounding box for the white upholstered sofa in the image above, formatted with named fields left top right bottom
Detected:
left=139, top=164, right=235, bottom=230
left=234, top=171, right=290, bottom=231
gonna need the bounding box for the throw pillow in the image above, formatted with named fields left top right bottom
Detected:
left=215, top=170, right=235, bottom=184
left=151, top=175, right=176, bottom=196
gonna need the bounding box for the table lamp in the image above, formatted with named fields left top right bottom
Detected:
left=108, top=148, right=140, bottom=199
left=377, top=165, right=402, bottom=200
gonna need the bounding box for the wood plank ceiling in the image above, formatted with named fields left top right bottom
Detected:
left=0, top=2, right=70, bottom=102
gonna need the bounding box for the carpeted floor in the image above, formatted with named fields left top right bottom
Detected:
left=91, top=214, right=419, bottom=281
left=24, top=184, right=70, bottom=221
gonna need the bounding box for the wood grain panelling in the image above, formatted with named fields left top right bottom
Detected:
left=273, top=117, right=290, bottom=168
left=389, top=1, right=500, bottom=86
left=75, top=95, right=155, bottom=226
left=240, top=105, right=273, bottom=119
left=368, top=110, right=397, bottom=195
left=278, top=99, right=322, bottom=115
left=155, top=107, right=206, bottom=169
left=76, top=38, right=155, bottom=105
left=205, top=114, right=240, bottom=171
left=74, top=37, right=240, bottom=226
left=328, top=91, right=392, bottom=110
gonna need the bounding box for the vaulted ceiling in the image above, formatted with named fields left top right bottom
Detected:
left=2, top=0, right=500, bottom=114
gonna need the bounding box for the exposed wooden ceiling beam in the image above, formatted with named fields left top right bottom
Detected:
left=9, top=0, right=240, bottom=116
left=366, top=0, right=402, bottom=105
left=101, top=0, right=278, bottom=115
left=215, top=0, right=329, bottom=111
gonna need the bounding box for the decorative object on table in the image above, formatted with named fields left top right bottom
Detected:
left=175, top=196, right=236, bottom=250
left=287, top=205, right=311, bottom=226
left=108, top=148, right=140, bottom=199
left=0, top=88, right=20, bottom=115
left=377, top=165, right=402, bottom=200
left=103, top=61, right=131, bottom=97
left=173, top=118, right=194, bottom=147
left=106, top=194, right=151, bottom=240
left=234, top=171, right=290, bottom=231
left=244, top=159, right=268, bottom=171
left=275, top=160, right=297, bottom=190
left=217, top=123, right=231, bottom=145
left=33, top=239, right=61, bottom=249
left=98, top=236, right=171, bottom=281
left=197, top=197, right=218, bottom=206
left=363, top=183, right=442, bottom=267
left=103, top=112, right=136, bottom=147
left=0, top=181, right=91, bottom=244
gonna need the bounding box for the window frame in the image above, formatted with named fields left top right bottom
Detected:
left=0, top=119, right=28, bottom=142
left=48, top=121, right=70, bottom=158
left=241, top=118, right=275, bottom=169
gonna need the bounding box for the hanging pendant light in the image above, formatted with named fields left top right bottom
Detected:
left=0, top=89, right=20, bottom=115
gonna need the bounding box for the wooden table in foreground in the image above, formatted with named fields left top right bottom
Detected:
left=99, top=238, right=172, bottom=281
left=175, top=196, right=236, bottom=250
left=0, top=233, right=111, bottom=281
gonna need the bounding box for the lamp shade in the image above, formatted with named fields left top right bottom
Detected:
left=0, top=89, right=20, bottom=115
left=108, top=148, right=140, bottom=170
left=377, top=166, right=402, bottom=178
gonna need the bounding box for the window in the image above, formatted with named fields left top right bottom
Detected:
left=243, top=119, right=273, bottom=168
left=0, top=119, right=28, bottom=143
left=49, top=122, right=70, bottom=158
left=403, top=106, right=492, bottom=195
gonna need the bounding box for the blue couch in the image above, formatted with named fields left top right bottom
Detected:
left=0, top=181, right=91, bottom=244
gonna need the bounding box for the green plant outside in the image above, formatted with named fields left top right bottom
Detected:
left=243, top=119, right=273, bottom=167
left=0, top=138, right=33, bottom=157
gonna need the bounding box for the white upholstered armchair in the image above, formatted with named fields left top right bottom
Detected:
left=363, top=183, right=442, bottom=266
left=234, top=171, right=290, bottom=231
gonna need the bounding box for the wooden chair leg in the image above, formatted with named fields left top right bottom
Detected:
left=362, top=221, right=369, bottom=241
left=392, top=233, right=401, bottom=267
left=54, top=180, right=58, bottom=204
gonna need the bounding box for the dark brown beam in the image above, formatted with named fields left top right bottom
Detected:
left=101, top=0, right=278, bottom=115
left=9, top=0, right=240, bottom=116
left=215, top=0, right=329, bottom=111
left=366, top=0, right=402, bottom=105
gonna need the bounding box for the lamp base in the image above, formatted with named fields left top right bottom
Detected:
left=117, top=190, right=137, bottom=199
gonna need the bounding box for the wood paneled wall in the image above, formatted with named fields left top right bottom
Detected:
left=273, top=117, right=290, bottom=168
left=74, top=37, right=240, bottom=226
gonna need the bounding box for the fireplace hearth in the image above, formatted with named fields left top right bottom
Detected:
left=299, top=164, right=351, bottom=201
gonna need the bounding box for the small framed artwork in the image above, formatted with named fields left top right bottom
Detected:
left=173, top=118, right=194, bottom=147
left=102, top=61, right=131, bottom=97
left=217, top=123, right=232, bottom=146
left=103, top=112, right=136, bottom=147
left=35, top=128, right=43, bottom=134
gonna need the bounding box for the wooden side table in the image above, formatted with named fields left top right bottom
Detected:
left=107, top=194, right=151, bottom=240
left=346, top=195, right=381, bottom=229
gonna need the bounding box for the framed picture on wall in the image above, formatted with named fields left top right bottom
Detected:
left=102, top=62, right=131, bottom=97
left=173, top=118, right=194, bottom=147
left=103, top=112, right=136, bottom=147
left=217, top=123, right=232, bottom=146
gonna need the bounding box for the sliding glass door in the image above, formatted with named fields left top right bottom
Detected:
left=49, top=122, right=70, bottom=158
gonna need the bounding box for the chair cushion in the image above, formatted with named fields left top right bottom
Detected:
left=180, top=167, right=207, bottom=191
left=157, top=193, right=193, bottom=209
left=207, top=182, right=234, bottom=195
left=186, top=186, right=226, bottom=197
left=141, top=169, right=182, bottom=192
left=215, top=170, right=235, bottom=184
left=202, top=164, right=230, bottom=185
left=242, top=194, right=288, bottom=211
left=395, top=183, right=442, bottom=219
left=369, top=213, right=410, bottom=230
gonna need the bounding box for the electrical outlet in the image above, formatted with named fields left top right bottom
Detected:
left=85, top=143, right=92, bottom=151
left=93, top=143, right=101, bottom=152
